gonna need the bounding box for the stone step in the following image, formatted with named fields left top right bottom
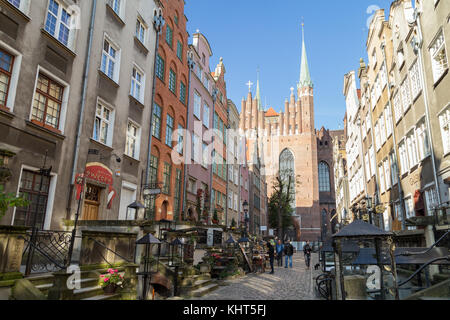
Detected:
left=73, top=285, right=104, bottom=300
left=190, top=283, right=219, bottom=298
left=75, top=278, right=99, bottom=289
left=26, top=274, right=54, bottom=287
left=418, top=297, right=450, bottom=300
left=35, top=283, right=53, bottom=295
left=181, top=279, right=212, bottom=293
left=82, top=294, right=121, bottom=301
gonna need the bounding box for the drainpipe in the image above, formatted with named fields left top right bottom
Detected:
left=366, top=81, right=382, bottom=225
left=209, top=88, right=218, bottom=225
left=144, top=10, right=164, bottom=193
left=181, top=51, right=195, bottom=221
left=380, top=42, right=406, bottom=230
left=68, top=0, right=97, bottom=215
left=225, top=107, right=230, bottom=227
left=414, top=9, right=440, bottom=248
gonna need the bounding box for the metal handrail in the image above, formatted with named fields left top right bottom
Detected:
left=398, top=256, right=450, bottom=287
left=395, top=229, right=450, bottom=257
left=88, top=237, right=133, bottom=264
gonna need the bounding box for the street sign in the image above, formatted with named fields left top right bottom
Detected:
left=269, top=229, right=274, bottom=236
left=146, top=188, right=161, bottom=196
left=260, top=226, right=267, bottom=231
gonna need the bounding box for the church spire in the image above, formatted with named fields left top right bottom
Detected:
left=256, top=68, right=262, bottom=111
left=298, top=23, right=313, bottom=89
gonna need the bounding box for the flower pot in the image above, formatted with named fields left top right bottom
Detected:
left=102, top=283, right=118, bottom=295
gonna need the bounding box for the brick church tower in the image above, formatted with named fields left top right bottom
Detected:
left=240, top=26, right=336, bottom=242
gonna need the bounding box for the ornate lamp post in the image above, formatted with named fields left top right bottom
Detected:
left=243, top=200, right=249, bottom=238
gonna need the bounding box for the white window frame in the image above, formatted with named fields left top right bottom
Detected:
left=393, top=92, right=402, bottom=124
left=379, top=164, right=386, bottom=194
left=101, top=34, right=121, bottom=84
left=439, top=105, right=450, bottom=155
left=44, top=0, right=77, bottom=50
left=125, top=119, right=141, bottom=160
left=398, top=140, right=408, bottom=175
left=400, top=77, right=412, bottom=114
left=130, top=63, right=145, bottom=103
left=429, top=29, right=448, bottom=84
left=404, top=196, right=416, bottom=230
left=203, top=102, right=210, bottom=128
left=390, top=152, right=399, bottom=186
left=416, top=119, right=430, bottom=161
left=379, top=113, right=386, bottom=145
left=92, top=97, right=115, bottom=147
left=7, top=0, right=31, bottom=15
left=409, top=60, right=422, bottom=100
left=0, top=41, right=22, bottom=112
left=108, top=0, right=126, bottom=20
left=135, top=15, right=148, bottom=46
left=12, top=165, right=58, bottom=231
left=406, top=130, right=419, bottom=169
left=193, top=91, right=201, bottom=120
left=385, top=104, right=393, bottom=138
left=383, top=158, right=391, bottom=190
left=424, top=186, right=438, bottom=216
left=30, top=65, right=70, bottom=134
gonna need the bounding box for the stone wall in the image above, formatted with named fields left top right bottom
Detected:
left=0, top=226, right=28, bottom=279
left=79, top=230, right=137, bottom=267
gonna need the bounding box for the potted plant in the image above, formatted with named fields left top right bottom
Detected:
left=99, top=268, right=124, bottom=295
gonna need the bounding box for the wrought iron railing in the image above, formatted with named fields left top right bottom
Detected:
left=20, top=230, right=73, bottom=275
left=315, top=272, right=334, bottom=300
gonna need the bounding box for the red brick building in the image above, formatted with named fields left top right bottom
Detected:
left=150, top=0, right=189, bottom=221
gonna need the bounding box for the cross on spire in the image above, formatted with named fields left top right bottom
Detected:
left=246, top=80, right=254, bottom=92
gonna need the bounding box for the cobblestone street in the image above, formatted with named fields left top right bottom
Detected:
left=191, top=253, right=321, bottom=300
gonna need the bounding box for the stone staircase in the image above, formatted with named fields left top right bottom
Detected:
left=405, top=278, right=450, bottom=300
left=178, top=274, right=219, bottom=298
left=25, top=267, right=124, bottom=300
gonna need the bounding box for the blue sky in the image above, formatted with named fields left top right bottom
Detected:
left=185, top=0, right=393, bottom=130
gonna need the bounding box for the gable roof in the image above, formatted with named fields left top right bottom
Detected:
left=265, top=107, right=279, bottom=117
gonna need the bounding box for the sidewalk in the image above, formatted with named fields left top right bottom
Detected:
left=191, top=253, right=321, bottom=300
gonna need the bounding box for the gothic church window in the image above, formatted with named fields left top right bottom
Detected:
left=319, top=161, right=331, bottom=192
left=279, top=149, right=296, bottom=208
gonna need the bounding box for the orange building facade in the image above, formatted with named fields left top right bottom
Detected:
left=150, top=0, right=189, bottom=221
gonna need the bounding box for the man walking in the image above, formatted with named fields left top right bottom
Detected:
left=267, top=240, right=275, bottom=274
left=284, top=240, right=294, bottom=268
left=303, top=241, right=312, bottom=269
left=275, top=239, right=284, bottom=267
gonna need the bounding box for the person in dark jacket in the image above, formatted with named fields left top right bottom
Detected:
left=284, top=241, right=294, bottom=268
left=303, top=241, right=312, bottom=269
left=267, top=241, right=275, bottom=274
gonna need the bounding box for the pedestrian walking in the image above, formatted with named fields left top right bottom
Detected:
left=267, top=240, right=275, bottom=274
left=284, top=240, right=294, bottom=268
left=303, top=241, right=312, bottom=269
left=275, top=239, right=284, bottom=267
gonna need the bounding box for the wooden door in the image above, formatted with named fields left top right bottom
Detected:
left=82, top=184, right=101, bottom=220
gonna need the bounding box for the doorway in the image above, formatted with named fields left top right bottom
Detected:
left=82, top=184, right=102, bottom=220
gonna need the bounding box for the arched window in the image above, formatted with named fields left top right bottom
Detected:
left=319, top=162, right=331, bottom=192
left=280, top=149, right=296, bottom=208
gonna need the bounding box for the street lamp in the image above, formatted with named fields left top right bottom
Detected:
left=127, top=200, right=146, bottom=220
left=243, top=200, right=249, bottom=237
